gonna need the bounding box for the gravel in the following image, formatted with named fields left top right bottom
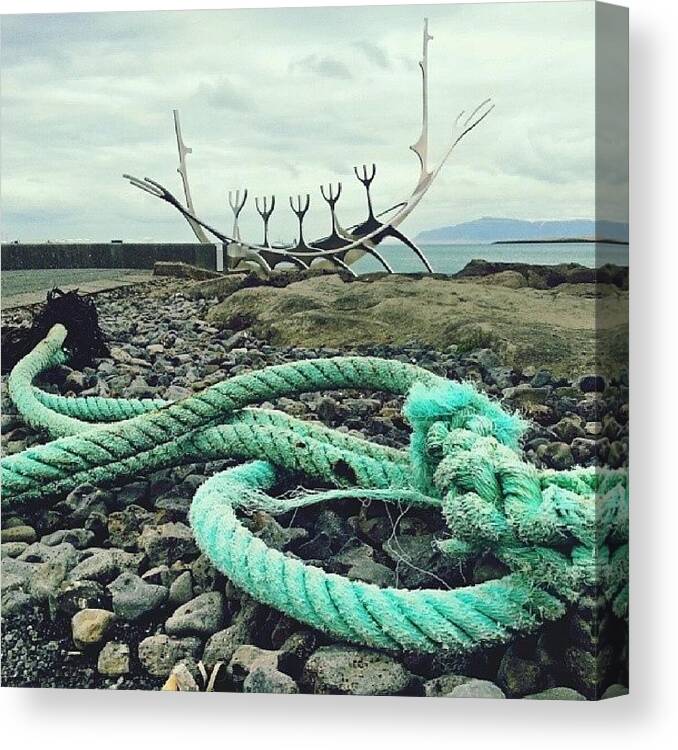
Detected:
left=1, top=278, right=629, bottom=697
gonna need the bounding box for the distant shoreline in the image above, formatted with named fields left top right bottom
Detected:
left=491, top=238, right=629, bottom=246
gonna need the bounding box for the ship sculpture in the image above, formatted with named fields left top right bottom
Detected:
left=124, top=20, right=493, bottom=276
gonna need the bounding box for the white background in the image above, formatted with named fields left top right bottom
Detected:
left=1, top=0, right=676, bottom=747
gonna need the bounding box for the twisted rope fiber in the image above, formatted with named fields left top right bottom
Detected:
left=1, top=324, right=628, bottom=653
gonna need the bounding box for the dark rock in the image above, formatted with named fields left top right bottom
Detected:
left=538, top=442, right=574, bottom=470
left=138, top=634, right=202, bottom=678
left=347, top=559, right=396, bottom=587
left=530, top=369, right=554, bottom=388
left=202, top=600, right=268, bottom=669
left=107, top=505, right=153, bottom=550
left=552, top=416, right=586, bottom=443
left=40, top=529, right=94, bottom=549
left=53, top=579, right=107, bottom=616
left=165, top=591, right=225, bottom=636
left=108, top=571, right=168, bottom=621
left=168, top=570, right=194, bottom=606
left=497, top=645, right=545, bottom=697
left=577, top=374, right=607, bottom=393
left=139, top=522, right=198, bottom=566
left=244, top=663, right=299, bottom=694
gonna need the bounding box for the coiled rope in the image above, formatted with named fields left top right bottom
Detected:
left=1, top=324, right=628, bottom=653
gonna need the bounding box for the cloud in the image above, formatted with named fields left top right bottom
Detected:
left=290, top=54, right=353, bottom=80
left=0, top=2, right=625, bottom=244
left=353, top=40, right=391, bottom=69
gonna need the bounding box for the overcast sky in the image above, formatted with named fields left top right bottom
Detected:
left=0, top=2, right=625, bottom=243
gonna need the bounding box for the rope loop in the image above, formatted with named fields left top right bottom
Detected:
left=1, top=324, right=628, bottom=652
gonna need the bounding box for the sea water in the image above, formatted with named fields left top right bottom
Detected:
left=352, top=242, right=629, bottom=276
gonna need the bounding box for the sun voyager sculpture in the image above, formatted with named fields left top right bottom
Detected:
left=124, top=20, right=493, bottom=276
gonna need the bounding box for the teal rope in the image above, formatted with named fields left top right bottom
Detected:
left=1, top=324, right=628, bottom=653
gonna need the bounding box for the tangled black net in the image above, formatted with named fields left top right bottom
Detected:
left=2, top=288, right=109, bottom=374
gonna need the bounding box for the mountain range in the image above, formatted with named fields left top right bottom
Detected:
left=414, top=218, right=629, bottom=244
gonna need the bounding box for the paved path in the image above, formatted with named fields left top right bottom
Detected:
left=1, top=270, right=153, bottom=310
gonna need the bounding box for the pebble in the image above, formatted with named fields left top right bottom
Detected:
left=302, top=645, right=413, bottom=696
left=97, top=642, right=131, bottom=676
left=449, top=679, right=506, bottom=699
left=137, top=634, right=202, bottom=678
left=243, top=663, right=299, bottom=694
left=524, top=687, right=586, bottom=700
left=165, top=591, right=225, bottom=636
left=71, top=609, right=116, bottom=650
left=0, top=277, right=627, bottom=696
left=1, top=542, right=29, bottom=558
left=108, top=571, right=168, bottom=622
left=168, top=570, right=194, bottom=606
left=139, top=522, right=198, bottom=566
left=1, top=526, right=37, bottom=544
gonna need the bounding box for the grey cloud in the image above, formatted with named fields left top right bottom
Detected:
left=1, top=2, right=620, bottom=243
left=353, top=40, right=391, bottom=69
left=290, top=54, right=352, bottom=80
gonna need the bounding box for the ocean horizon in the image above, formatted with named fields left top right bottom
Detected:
left=353, top=241, right=630, bottom=275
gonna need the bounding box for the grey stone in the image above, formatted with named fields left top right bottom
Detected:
left=1, top=589, right=36, bottom=617
left=108, top=571, right=168, bottom=621
left=228, top=644, right=279, bottom=684
left=68, top=549, right=141, bottom=584
left=165, top=591, right=225, bottom=636
left=601, top=684, right=628, bottom=699
left=40, top=529, right=94, bottom=549
left=524, top=687, right=586, bottom=700
left=243, top=663, right=299, bottom=694
left=202, top=600, right=260, bottom=669
left=1, top=542, right=28, bottom=558
left=347, top=559, right=396, bottom=588
left=97, top=642, right=130, bottom=676
left=424, top=674, right=473, bottom=697
left=449, top=679, right=506, bottom=699
left=1, top=557, right=37, bottom=590
left=139, top=522, right=198, bottom=566
left=1, top=525, right=37, bottom=544
left=168, top=570, right=194, bottom=606
left=29, top=557, right=73, bottom=603
left=137, top=634, right=201, bottom=678
left=302, top=645, right=413, bottom=696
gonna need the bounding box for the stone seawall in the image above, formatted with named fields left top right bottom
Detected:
left=1, top=243, right=217, bottom=271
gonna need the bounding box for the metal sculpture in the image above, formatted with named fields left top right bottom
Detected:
left=125, top=19, right=493, bottom=276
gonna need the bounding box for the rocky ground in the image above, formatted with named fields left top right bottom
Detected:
left=1, top=274, right=628, bottom=698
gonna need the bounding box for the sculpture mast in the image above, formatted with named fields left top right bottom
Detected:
left=410, top=18, right=433, bottom=190
left=173, top=109, right=210, bottom=243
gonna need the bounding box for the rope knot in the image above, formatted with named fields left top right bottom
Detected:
left=403, top=380, right=526, bottom=496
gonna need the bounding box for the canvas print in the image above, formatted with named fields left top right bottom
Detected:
left=0, top=2, right=628, bottom=699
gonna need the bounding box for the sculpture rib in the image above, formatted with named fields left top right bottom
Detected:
left=125, top=19, right=493, bottom=275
